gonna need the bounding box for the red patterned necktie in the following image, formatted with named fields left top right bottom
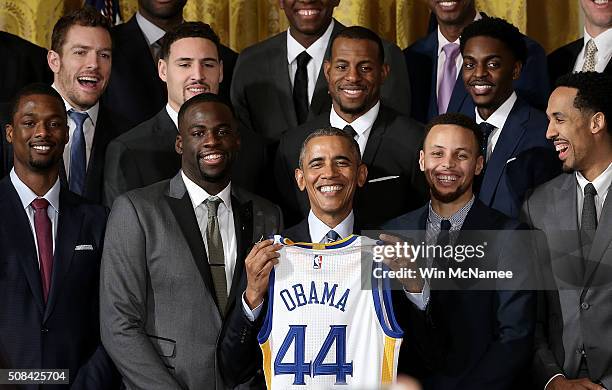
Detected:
left=31, top=198, right=53, bottom=303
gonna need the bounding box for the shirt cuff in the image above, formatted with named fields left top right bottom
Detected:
left=403, top=281, right=430, bottom=311
left=544, top=373, right=565, bottom=390
left=241, top=291, right=263, bottom=322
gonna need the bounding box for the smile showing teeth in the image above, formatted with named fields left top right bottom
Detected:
left=78, top=76, right=98, bottom=83
left=297, top=9, right=320, bottom=16
left=437, top=175, right=457, bottom=182
left=187, top=87, right=208, bottom=93
left=342, top=89, right=363, bottom=96
left=319, top=185, right=343, bottom=193
left=594, top=0, right=608, bottom=5
left=438, top=1, right=458, bottom=8
left=32, top=145, right=51, bottom=151
left=202, top=153, right=223, bottom=161
left=473, top=85, right=492, bottom=92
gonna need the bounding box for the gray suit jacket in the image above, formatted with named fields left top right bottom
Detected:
left=521, top=173, right=612, bottom=388
left=100, top=172, right=282, bottom=389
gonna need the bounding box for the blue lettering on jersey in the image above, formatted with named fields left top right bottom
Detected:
left=280, top=282, right=350, bottom=312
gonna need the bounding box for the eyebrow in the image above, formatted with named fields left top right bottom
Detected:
left=70, top=44, right=111, bottom=51
left=175, top=57, right=219, bottom=62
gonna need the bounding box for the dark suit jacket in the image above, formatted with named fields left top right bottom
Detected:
left=231, top=19, right=411, bottom=144
left=404, top=17, right=550, bottom=123
left=548, top=37, right=612, bottom=88
left=382, top=200, right=536, bottom=390
left=102, top=15, right=238, bottom=130
left=282, top=218, right=312, bottom=242
left=275, top=105, right=428, bottom=228
left=0, top=177, right=118, bottom=389
left=0, top=31, right=52, bottom=104
left=477, top=97, right=561, bottom=219
left=103, top=107, right=266, bottom=208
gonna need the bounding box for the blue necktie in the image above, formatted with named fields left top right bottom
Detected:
left=68, top=110, right=89, bottom=195
left=324, top=230, right=341, bottom=243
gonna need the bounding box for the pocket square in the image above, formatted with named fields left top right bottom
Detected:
left=506, top=157, right=517, bottom=164
left=75, top=244, right=94, bottom=251
left=368, top=175, right=400, bottom=183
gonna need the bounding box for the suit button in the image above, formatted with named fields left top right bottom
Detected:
left=41, top=327, right=49, bottom=333
left=581, top=302, right=590, bottom=310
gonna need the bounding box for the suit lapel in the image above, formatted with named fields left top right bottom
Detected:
left=583, top=182, right=612, bottom=290
left=123, top=16, right=160, bottom=92
left=362, top=107, right=389, bottom=167
left=226, top=193, right=253, bottom=314
left=309, top=21, right=344, bottom=118
left=271, top=32, right=298, bottom=127
left=447, top=73, right=472, bottom=116
left=553, top=175, right=584, bottom=286
left=479, top=99, right=528, bottom=205
left=425, top=33, right=440, bottom=121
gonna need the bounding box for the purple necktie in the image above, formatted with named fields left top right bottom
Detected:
left=438, top=43, right=461, bottom=114
left=32, top=198, right=53, bottom=303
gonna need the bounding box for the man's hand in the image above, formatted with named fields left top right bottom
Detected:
left=379, top=233, right=424, bottom=293
left=244, top=239, right=282, bottom=309
left=547, top=376, right=605, bottom=390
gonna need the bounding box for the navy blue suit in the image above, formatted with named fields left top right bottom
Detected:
left=0, top=177, right=118, bottom=389
left=476, top=97, right=561, bottom=219
left=382, top=200, right=536, bottom=390
left=404, top=19, right=550, bottom=123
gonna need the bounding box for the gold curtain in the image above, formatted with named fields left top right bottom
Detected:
left=0, top=0, right=580, bottom=54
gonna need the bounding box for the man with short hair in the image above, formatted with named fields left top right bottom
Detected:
left=522, top=72, right=612, bottom=390
left=548, top=0, right=612, bottom=87
left=0, top=83, right=118, bottom=389
left=103, top=0, right=237, bottom=129
left=404, top=0, right=549, bottom=123
left=101, top=93, right=282, bottom=389
left=460, top=17, right=560, bottom=218
left=276, top=26, right=426, bottom=228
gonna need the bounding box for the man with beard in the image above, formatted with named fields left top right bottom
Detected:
left=275, top=26, right=427, bottom=228
left=0, top=83, right=118, bottom=389
left=103, top=0, right=237, bottom=129
left=404, top=0, right=549, bottom=123
left=460, top=17, right=560, bottom=219
left=382, top=113, right=536, bottom=389
left=100, top=93, right=282, bottom=389
left=522, top=72, right=612, bottom=390
left=103, top=22, right=265, bottom=207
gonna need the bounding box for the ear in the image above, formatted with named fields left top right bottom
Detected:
left=175, top=134, right=183, bottom=155
left=295, top=168, right=306, bottom=192
left=5, top=124, right=13, bottom=144
left=512, top=61, right=522, bottom=81
left=380, top=63, right=390, bottom=84
left=357, top=163, right=368, bottom=188
left=159, top=59, right=168, bottom=82
left=218, top=59, right=224, bottom=85
left=419, top=150, right=425, bottom=172
left=47, top=50, right=61, bottom=74
left=591, top=112, right=607, bottom=135
left=324, top=60, right=331, bottom=83
left=475, top=154, right=484, bottom=176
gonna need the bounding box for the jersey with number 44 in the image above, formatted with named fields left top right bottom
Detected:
left=258, top=235, right=403, bottom=389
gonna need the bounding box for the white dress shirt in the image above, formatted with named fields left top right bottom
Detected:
left=287, top=20, right=335, bottom=104
left=308, top=210, right=355, bottom=243
left=329, top=101, right=380, bottom=156
left=474, top=92, right=518, bottom=161
left=436, top=12, right=482, bottom=97
left=10, top=169, right=60, bottom=261
left=166, top=103, right=179, bottom=130
left=576, top=162, right=612, bottom=226
left=136, top=11, right=166, bottom=47
left=53, top=84, right=99, bottom=177
left=572, top=28, right=612, bottom=73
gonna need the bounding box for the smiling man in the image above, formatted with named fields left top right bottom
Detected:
left=460, top=17, right=560, bottom=219
left=276, top=26, right=427, bottom=228
left=100, top=93, right=282, bottom=389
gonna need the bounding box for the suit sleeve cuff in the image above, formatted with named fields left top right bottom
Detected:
left=544, top=373, right=564, bottom=390
left=403, top=281, right=430, bottom=311
left=241, top=291, right=263, bottom=322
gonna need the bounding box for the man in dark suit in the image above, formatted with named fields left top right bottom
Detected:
left=101, top=93, right=282, bottom=389
left=404, top=0, right=549, bottom=123
left=460, top=17, right=561, bottom=219
left=102, top=0, right=237, bottom=130
left=548, top=0, right=612, bottom=88
left=231, top=0, right=411, bottom=145
left=0, top=84, right=118, bottom=389
left=46, top=7, right=125, bottom=204
left=523, top=72, right=612, bottom=390
left=382, top=113, right=536, bottom=389
left=276, top=26, right=427, bottom=228
left=0, top=31, right=52, bottom=104
left=103, top=22, right=265, bottom=207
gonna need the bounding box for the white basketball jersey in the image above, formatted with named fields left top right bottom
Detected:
left=258, top=235, right=403, bottom=389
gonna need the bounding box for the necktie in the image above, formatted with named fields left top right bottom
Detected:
left=436, top=219, right=452, bottom=247
left=293, top=51, right=312, bottom=124
left=479, top=122, right=496, bottom=162
left=68, top=110, right=88, bottom=196
left=32, top=198, right=53, bottom=303
left=582, top=39, right=598, bottom=72
left=437, top=43, right=461, bottom=114
left=204, top=196, right=228, bottom=314
left=343, top=125, right=358, bottom=140
left=323, top=230, right=341, bottom=243
left=151, top=36, right=164, bottom=65
left=580, top=183, right=598, bottom=265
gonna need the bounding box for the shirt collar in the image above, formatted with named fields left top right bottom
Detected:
left=52, top=83, right=99, bottom=125
left=437, top=11, right=482, bottom=54
left=583, top=27, right=612, bottom=60
left=287, top=19, right=335, bottom=64
left=308, top=209, right=354, bottom=243
left=166, top=103, right=179, bottom=130
left=575, top=162, right=612, bottom=197
left=427, top=195, right=475, bottom=230
left=10, top=168, right=60, bottom=213
left=329, top=101, right=380, bottom=136
left=181, top=170, right=232, bottom=212
left=474, top=92, right=517, bottom=129
left=136, top=11, right=167, bottom=46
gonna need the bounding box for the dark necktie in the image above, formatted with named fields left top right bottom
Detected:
left=580, top=183, right=598, bottom=264
left=324, top=230, right=341, bottom=243
left=68, top=110, right=89, bottom=195
left=293, top=51, right=312, bottom=124
left=151, top=36, right=164, bottom=65
left=204, top=196, right=228, bottom=314
left=343, top=124, right=358, bottom=140
left=478, top=122, right=496, bottom=163
left=436, top=219, right=452, bottom=246
left=32, top=198, right=53, bottom=303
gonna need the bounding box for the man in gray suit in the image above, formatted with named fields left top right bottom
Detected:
left=522, top=72, right=612, bottom=390
left=100, top=93, right=282, bottom=389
